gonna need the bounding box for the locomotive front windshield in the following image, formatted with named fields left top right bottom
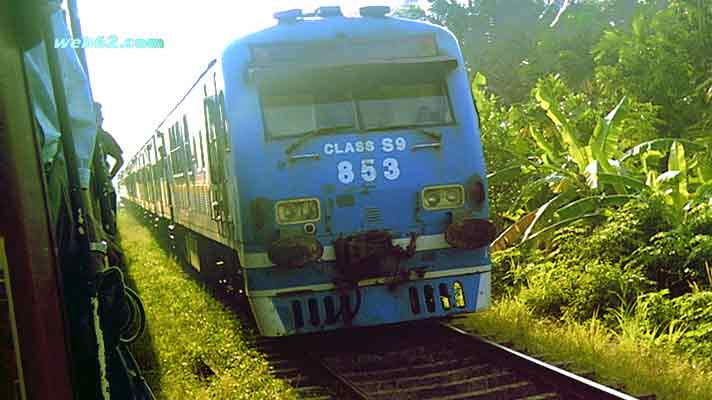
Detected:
left=261, top=80, right=454, bottom=139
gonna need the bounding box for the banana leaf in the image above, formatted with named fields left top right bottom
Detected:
left=490, top=211, right=536, bottom=252
left=668, top=141, right=689, bottom=199
left=584, top=160, right=599, bottom=190
left=656, top=170, right=681, bottom=183
left=599, top=173, right=647, bottom=191
left=555, top=194, right=635, bottom=221
left=526, top=213, right=602, bottom=242
left=488, top=165, right=526, bottom=184
left=522, top=190, right=578, bottom=242
left=535, top=87, right=589, bottom=171
left=530, top=125, right=563, bottom=165
left=621, top=138, right=705, bottom=162
left=589, top=97, right=626, bottom=173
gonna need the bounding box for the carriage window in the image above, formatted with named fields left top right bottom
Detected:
left=182, top=115, right=193, bottom=172
left=169, top=123, right=185, bottom=175
left=197, top=130, right=205, bottom=169
left=357, top=82, right=453, bottom=130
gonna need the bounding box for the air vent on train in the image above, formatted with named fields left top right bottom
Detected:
left=274, top=9, right=302, bottom=23
left=316, top=6, right=343, bottom=17
left=359, top=6, right=391, bottom=18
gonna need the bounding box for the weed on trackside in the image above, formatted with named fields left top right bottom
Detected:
left=464, top=298, right=712, bottom=400
left=118, top=211, right=296, bottom=400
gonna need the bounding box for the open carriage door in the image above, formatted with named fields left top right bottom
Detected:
left=203, top=70, right=233, bottom=239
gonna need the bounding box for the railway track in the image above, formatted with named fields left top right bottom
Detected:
left=249, top=319, right=656, bottom=400
left=131, top=211, right=654, bottom=399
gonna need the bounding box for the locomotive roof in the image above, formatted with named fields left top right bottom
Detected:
left=222, top=14, right=456, bottom=62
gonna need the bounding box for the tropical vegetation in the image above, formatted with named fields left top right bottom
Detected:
left=402, top=0, right=712, bottom=376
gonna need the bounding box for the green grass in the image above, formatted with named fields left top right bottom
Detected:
left=118, top=211, right=296, bottom=400
left=119, top=206, right=712, bottom=399
left=463, top=297, right=712, bottom=400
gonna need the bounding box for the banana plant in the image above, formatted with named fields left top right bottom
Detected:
left=621, top=138, right=710, bottom=209
left=492, top=91, right=632, bottom=250
left=488, top=78, right=711, bottom=252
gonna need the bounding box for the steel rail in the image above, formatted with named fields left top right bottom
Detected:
left=443, top=322, right=650, bottom=400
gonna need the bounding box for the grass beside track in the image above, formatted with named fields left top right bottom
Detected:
left=464, top=297, right=712, bottom=400
left=118, top=211, right=296, bottom=400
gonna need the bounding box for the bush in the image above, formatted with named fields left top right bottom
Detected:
left=629, top=214, right=712, bottom=295
left=566, top=261, right=651, bottom=322
left=634, top=289, right=712, bottom=359
left=518, top=261, right=575, bottom=317
left=583, top=195, right=677, bottom=264
left=634, top=290, right=678, bottom=333
left=517, top=256, right=651, bottom=322
left=687, top=203, right=712, bottom=236
left=673, top=291, right=712, bottom=358
left=491, top=246, right=544, bottom=298
left=548, top=221, right=597, bottom=263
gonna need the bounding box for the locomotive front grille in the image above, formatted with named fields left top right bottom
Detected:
left=290, top=295, right=344, bottom=330
left=364, top=207, right=382, bottom=226
left=409, top=281, right=467, bottom=315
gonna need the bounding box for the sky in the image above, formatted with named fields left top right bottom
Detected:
left=76, top=0, right=429, bottom=159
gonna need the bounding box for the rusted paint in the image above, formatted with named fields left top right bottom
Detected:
left=267, top=235, right=324, bottom=268
left=465, top=174, right=486, bottom=210
left=325, top=198, right=334, bottom=233
left=335, top=194, right=355, bottom=208
left=250, top=197, right=272, bottom=231
left=445, top=218, right=496, bottom=250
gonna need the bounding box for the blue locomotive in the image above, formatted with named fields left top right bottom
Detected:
left=121, top=5, right=495, bottom=336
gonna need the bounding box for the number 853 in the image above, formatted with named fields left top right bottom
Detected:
left=337, top=158, right=400, bottom=184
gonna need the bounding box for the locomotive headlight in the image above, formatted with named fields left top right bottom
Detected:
left=446, top=188, right=461, bottom=203
left=275, top=198, right=321, bottom=225
left=426, top=192, right=441, bottom=207
left=281, top=204, right=296, bottom=219
left=298, top=201, right=319, bottom=220
left=422, top=185, right=465, bottom=210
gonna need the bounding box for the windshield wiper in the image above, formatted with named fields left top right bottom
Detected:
left=364, top=124, right=442, bottom=143
left=285, top=125, right=354, bottom=156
